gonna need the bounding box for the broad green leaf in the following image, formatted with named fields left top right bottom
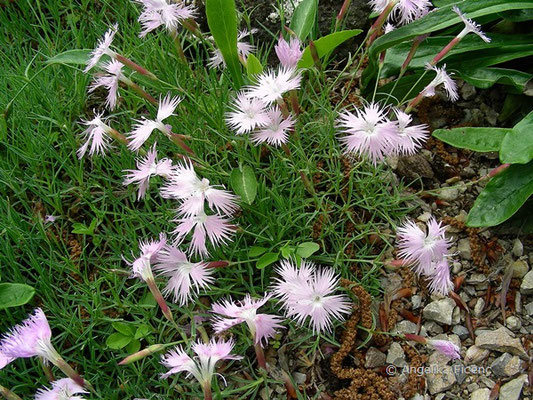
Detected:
left=126, top=339, right=141, bottom=354
left=364, top=0, right=533, bottom=86
left=289, top=0, right=318, bottom=40
left=248, top=246, right=267, bottom=257
left=106, top=333, right=132, bottom=349
left=298, top=30, right=362, bottom=68
left=230, top=166, right=258, bottom=205
left=500, top=9, right=533, bottom=21
left=256, top=252, right=279, bottom=269
left=374, top=72, right=433, bottom=104
left=500, top=111, right=533, bottom=164
left=460, top=68, right=532, bottom=91
left=467, top=161, right=533, bottom=227
left=71, top=218, right=99, bottom=235
left=45, top=49, right=91, bottom=65
left=0, top=283, right=35, bottom=309
left=433, top=127, right=511, bottom=152
left=112, top=321, right=136, bottom=337
left=206, top=0, right=243, bottom=88
left=134, top=325, right=152, bottom=340
left=280, top=245, right=294, bottom=258
left=296, top=242, right=320, bottom=258
left=246, top=54, right=263, bottom=78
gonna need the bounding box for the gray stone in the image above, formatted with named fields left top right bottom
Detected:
left=474, top=298, right=485, bottom=318
left=365, top=347, right=387, bottom=368
left=423, top=298, right=455, bottom=325
left=452, top=325, right=470, bottom=340
left=524, top=301, right=533, bottom=316
left=475, top=327, right=528, bottom=359
left=461, top=83, right=477, bottom=100
left=467, top=273, right=487, bottom=285
left=452, top=261, right=462, bottom=274
left=511, top=260, right=529, bottom=279
left=520, top=270, right=533, bottom=294
left=470, top=388, right=490, bottom=400
left=426, top=365, right=456, bottom=394
left=491, top=353, right=523, bottom=377
left=499, top=374, right=528, bottom=400
left=386, top=342, right=407, bottom=367
left=464, top=345, right=490, bottom=365
left=452, top=360, right=467, bottom=384
left=411, top=295, right=422, bottom=309
left=511, top=239, right=524, bottom=257
left=423, top=321, right=443, bottom=335
left=515, top=292, right=522, bottom=314
left=458, top=238, right=472, bottom=260
left=394, top=320, right=419, bottom=335
left=505, top=316, right=522, bottom=331
left=437, top=187, right=459, bottom=201
left=452, top=306, right=461, bottom=324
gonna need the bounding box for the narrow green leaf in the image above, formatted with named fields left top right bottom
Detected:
left=289, top=0, right=318, bottom=40
left=298, top=30, right=362, bottom=68
left=500, top=111, right=533, bottom=164
left=112, top=321, right=136, bottom=337
left=206, top=0, right=243, bottom=88
left=433, top=127, right=511, bottom=152
left=0, top=283, right=35, bottom=309
left=248, top=246, right=267, bottom=257
left=106, top=333, right=132, bottom=349
left=256, top=252, right=279, bottom=269
left=467, top=161, right=533, bottom=227
left=296, top=242, right=320, bottom=258
left=230, top=166, right=258, bottom=205
left=246, top=54, right=263, bottom=78
left=45, top=49, right=91, bottom=65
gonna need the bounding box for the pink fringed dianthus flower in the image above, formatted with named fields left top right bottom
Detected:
left=422, top=64, right=459, bottom=102
left=85, top=24, right=118, bottom=72
left=209, top=30, right=255, bottom=68
left=154, top=245, right=214, bottom=305
left=453, top=6, right=491, bottom=43
left=428, top=339, right=461, bottom=360
left=226, top=92, right=270, bottom=135
left=123, top=144, right=173, bottom=200
left=35, top=378, right=88, bottom=400
left=248, top=67, right=302, bottom=105
left=127, top=94, right=182, bottom=151
left=136, top=0, right=196, bottom=37
left=272, top=260, right=351, bottom=333
left=250, top=107, right=295, bottom=147
left=77, top=111, right=115, bottom=159
left=88, top=60, right=124, bottom=110
left=274, top=36, right=303, bottom=69
left=211, top=294, right=284, bottom=347
left=393, top=109, right=429, bottom=155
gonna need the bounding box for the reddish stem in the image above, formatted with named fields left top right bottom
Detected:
left=489, top=163, right=510, bottom=177
left=206, top=261, right=229, bottom=269
left=146, top=279, right=174, bottom=322
left=401, top=34, right=429, bottom=73
left=430, top=36, right=461, bottom=66
left=115, top=54, right=157, bottom=80
left=254, top=343, right=267, bottom=370
left=367, top=1, right=396, bottom=46
left=336, top=0, right=352, bottom=28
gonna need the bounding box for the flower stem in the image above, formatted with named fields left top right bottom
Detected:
left=146, top=279, right=174, bottom=323
left=172, top=33, right=188, bottom=64
left=203, top=384, right=213, bottom=400
left=254, top=343, right=267, bottom=370
left=0, top=385, right=22, bottom=400
left=367, top=1, right=396, bottom=46
left=115, top=54, right=158, bottom=80
left=336, top=0, right=352, bottom=30
left=121, top=77, right=158, bottom=106
left=53, top=356, right=95, bottom=393
left=40, top=358, right=55, bottom=382
left=430, top=35, right=461, bottom=66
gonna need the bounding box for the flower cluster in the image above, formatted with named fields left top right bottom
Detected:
left=337, top=103, right=429, bottom=164
left=226, top=67, right=301, bottom=146
left=397, top=217, right=454, bottom=295
left=135, top=0, right=196, bottom=37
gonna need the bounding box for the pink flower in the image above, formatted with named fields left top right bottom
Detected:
left=209, top=30, right=255, bottom=68
left=128, top=233, right=167, bottom=282
left=44, top=215, right=57, bottom=224
left=427, top=259, right=454, bottom=296
left=337, top=103, right=398, bottom=164
left=161, top=161, right=238, bottom=217
left=85, top=23, right=118, bottom=72
left=250, top=107, right=295, bottom=147
left=226, top=92, right=270, bottom=135
left=428, top=339, right=461, bottom=360
left=422, top=64, right=458, bottom=102
left=161, top=338, right=242, bottom=388
left=35, top=378, right=87, bottom=400
left=0, top=309, right=57, bottom=367
left=369, top=0, right=431, bottom=25
left=274, top=36, right=303, bottom=69
left=88, top=60, right=124, bottom=110
left=154, top=245, right=214, bottom=305
left=127, top=94, right=182, bottom=151
left=123, top=144, right=173, bottom=200
left=396, top=217, right=450, bottom=276
left=211, top=294, right=284, bottom=346
left=136, top=0, right=196, bottom=37
left=77, top=111, right=114, bottom=159
left=248, top=67, right=302, bottom=104
left=393, top=109, right=428, bottom=155
left=453, top=6, right=490, bottom=43
left=172, top=212, right=235, bottom=256
left=273, top=260, right=351, bottom=333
